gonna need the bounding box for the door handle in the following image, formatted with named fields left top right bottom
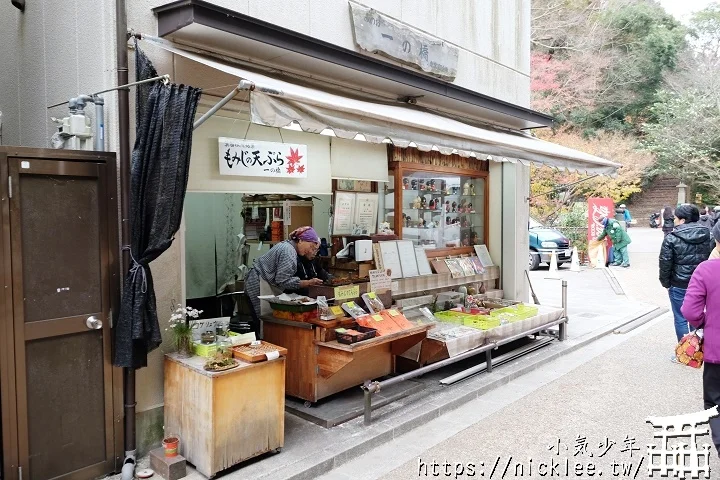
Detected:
left=86, top=316, right=103, bottom=330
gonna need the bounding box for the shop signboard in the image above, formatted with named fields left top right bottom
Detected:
left=587, top=197, right=615, bottom=241
left=218, top=137, right=308, bottom=178
left=348, top=1, right=459, bottom=80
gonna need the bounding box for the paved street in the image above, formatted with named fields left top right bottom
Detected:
left=318, top=228, right=713, bottom=480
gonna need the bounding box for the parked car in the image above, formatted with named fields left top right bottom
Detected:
left=529, top=217, right=572, bottom=270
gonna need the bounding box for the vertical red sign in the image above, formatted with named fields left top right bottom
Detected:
left=588, top=198, right=615, bottom=242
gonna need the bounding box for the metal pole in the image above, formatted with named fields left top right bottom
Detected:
left=560, top=280, right=568, bottom=341
left=116, top=0, right=136, bottom=475
left=93, top=96, right=105, bottom=152
left=46, top=75, right=170, bottom=109
left=193, top=80, right=254, bottom=131
left=363, top=388, right=372, bottom=425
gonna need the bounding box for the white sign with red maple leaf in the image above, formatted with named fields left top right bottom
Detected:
left=218, top=137, right=308, bottom=178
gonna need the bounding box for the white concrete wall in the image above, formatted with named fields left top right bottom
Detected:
left=126, top=0, right=531, bottom=106
left=0, top=0, right=118, bottom=149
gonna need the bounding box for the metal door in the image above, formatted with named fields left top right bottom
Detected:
left=8, top=157, right=116, bottom=480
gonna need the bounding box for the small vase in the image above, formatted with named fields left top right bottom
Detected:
left=176, top=335, right=192, bottom=358
left=162, top=435, right=180, bottom=457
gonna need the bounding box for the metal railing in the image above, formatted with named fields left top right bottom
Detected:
left=361, top=280, right=569, bottom=424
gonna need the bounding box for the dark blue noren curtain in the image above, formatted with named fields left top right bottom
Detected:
left=113, top=41, right=202, bottom=368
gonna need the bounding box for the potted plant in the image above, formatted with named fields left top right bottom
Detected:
left=168, top=304, right=202, bottom=358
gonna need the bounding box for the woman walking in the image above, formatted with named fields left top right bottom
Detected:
left=659, top=204, right=715, bottom=350
left=662, top=206, right=675, bottom=236
left=681, top=221, right=720, bottom=457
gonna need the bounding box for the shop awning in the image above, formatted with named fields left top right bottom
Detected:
left=145, top=38, right=620, bottom=175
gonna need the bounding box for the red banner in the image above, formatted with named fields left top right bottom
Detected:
left=588, top=197, right=615, bottom=242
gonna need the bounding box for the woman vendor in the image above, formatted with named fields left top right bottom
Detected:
left=245, top=226, right=324, bottom=319
left=290, top=247, right=332, bottom=296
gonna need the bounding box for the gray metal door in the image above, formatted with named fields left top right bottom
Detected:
left=8, top=157, right=116, bottom=480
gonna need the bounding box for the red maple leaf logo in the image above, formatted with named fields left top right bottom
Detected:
left=286, top=165, right=295, bottom=174
left=297, top=165, right=305, bottom=174
left=286, top=148, right=303, bottom=166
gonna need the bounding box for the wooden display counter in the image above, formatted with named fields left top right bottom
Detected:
left=262, top=316, right=433, bottom=403
left=164, top=353, right=285, bottom=477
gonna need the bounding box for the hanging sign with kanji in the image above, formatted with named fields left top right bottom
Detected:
left=218, top=137, right=308, bottom=178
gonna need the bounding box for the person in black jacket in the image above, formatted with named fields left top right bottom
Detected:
left=659, top=204, right=715, bottom=349
left=287, top=253, right=332, bottom=296
left=661, top=206, right=675, bottom=236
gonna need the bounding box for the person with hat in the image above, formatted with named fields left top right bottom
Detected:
left=659, top=204, right=715, bottom=349
left=681, top=221, right=720, bottom=456
left=245, top=226, right=324, bottom=319
left=597, top=216, right=632, bottom=267
left=620, top=204, right=632, bottom=228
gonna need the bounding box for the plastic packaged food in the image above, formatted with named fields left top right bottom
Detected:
left=317, top=296, right=335, bottom=321
left=381, top=309, right=414, bottom=329
left=362, top=292, right=385, bottom=314
left=341, top=301, right=368, bottom=319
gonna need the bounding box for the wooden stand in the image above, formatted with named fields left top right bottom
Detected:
left=164, top=353, right=285, bottom=477
left=262, top=317, right=432, bottom=403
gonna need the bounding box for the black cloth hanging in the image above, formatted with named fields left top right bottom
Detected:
left=113, top=42, right=202, bottom=368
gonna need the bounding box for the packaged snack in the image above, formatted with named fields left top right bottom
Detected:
left=342, top=301, right=368, bottom=319
left=317, top=296, right=334, bottom=321
left=381, top=309, right=414, bottom=329
left=357, top=313, right=402, bottom=336
left=362, top=292, right=385, bottom=314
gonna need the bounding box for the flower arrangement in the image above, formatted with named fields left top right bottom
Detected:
left=168, top=304, right=202, bottom=357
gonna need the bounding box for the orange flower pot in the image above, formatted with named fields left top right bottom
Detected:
left=162, top=436, right=179, bottom=457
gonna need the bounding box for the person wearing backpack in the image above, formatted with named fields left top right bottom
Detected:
left=681, top=221, right=720, bottom=457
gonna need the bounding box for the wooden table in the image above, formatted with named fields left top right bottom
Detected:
left=262, top=316, right=433, bottom=403
left=164, top=353, right=285, bottom=477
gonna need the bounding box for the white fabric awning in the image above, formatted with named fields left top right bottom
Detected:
left=147, top=37, right=620, bottom=175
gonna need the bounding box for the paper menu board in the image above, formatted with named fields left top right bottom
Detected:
left=474, top=245, right=494, bottom=267
left=353, top=193, right=379, bottom=235
left=332, top=192, right=356, bottom=235
left=445, top=258, right=465, bottom=279
left=369, top=269, right=392, bottom=292
left=396, top=240, right=419, bottom=278
left=379, top=241, right=403, bottom=279
left=414, top=247, right=433, bottom=276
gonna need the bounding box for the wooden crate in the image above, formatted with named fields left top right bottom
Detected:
left=164, top=354, right=285, bottom=477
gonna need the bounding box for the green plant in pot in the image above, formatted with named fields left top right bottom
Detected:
left=168, top=304, right=202, bottom=357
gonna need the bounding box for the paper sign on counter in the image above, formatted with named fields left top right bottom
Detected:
left=330, top=306, right=344, bottom=317
left=369, top=269, right=392, bottom=293
left=334, top=284, right=360, bottom=300
left=371, top=314, right=384, bottom=321
left=265, top=350, right=280, bottom=360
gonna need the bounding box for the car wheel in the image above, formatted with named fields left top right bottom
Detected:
left=529, top=250, right=540, bottom=271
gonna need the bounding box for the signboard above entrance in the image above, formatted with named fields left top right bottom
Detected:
left=349, top=1, right=459, bottom=80
left=218, top=137, right=308, bottom=178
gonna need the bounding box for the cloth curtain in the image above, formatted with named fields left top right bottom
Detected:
left=113, top=42, right=202, bottom=368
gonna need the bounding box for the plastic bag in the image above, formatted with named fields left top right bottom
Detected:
left=317, top=296, right=334, bottom=321
left=362, top=292, right=384, bottom=314
left=587, top=239, right=606, bottom=268
left=342, top=301, right=368, bottom=319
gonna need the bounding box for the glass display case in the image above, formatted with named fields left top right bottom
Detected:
left=383, top=168, right=487, bottom=251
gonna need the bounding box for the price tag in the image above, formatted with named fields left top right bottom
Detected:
left=336, top=328, right=347, bottom=333
left=387, top=309, right=400, bottom=317
left=334, top=284, right=360, bottom=301
left=330, top=306, right=344, bottom=316
left=367, top=292, right=377, bottom=299
left=371, top=314, right=384, bottom=322
left=251, top=340, right=262, bottom=346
